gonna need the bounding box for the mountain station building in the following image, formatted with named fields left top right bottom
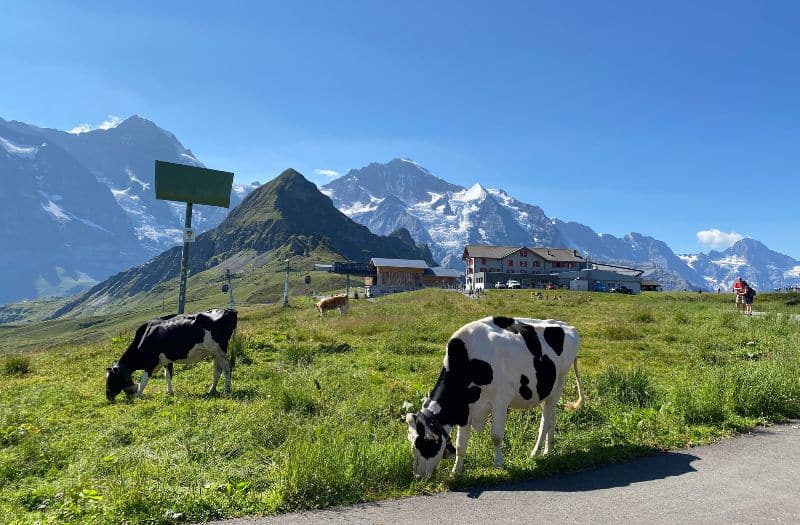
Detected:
left=365, top=258, right=462, bottom=296
left=462, top=245, right=644, bottom=293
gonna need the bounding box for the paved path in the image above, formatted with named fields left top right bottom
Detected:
left=207, top=423, right=800, bottom=524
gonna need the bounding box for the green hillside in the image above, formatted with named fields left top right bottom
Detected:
left=1, top=290, right=799, bottom=523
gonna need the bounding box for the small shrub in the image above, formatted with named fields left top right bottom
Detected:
left=2, top=355, right=32, bottom=377
left=596, top=367, right=657, bottom=407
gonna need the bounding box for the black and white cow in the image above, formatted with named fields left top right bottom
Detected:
left=105, top=308, right=238, bottom=402
left=405, top=316, right=584, bottom=478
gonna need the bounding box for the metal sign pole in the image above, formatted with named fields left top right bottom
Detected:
left=225, top=268, right=235, bottom=310
left=177, top=202, right=193, bottom=314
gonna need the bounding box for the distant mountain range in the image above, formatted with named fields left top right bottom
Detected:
left=0, top=115, right=257, bottom=303
left=2, top=114, right=798, bottom=305
left=323, top=159, right=800, bottom=292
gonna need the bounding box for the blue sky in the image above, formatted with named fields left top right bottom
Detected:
left=1, top=1, right=798, bottom=257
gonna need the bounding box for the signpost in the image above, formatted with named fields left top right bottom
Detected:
left=155, top=160, right=234, bottom=314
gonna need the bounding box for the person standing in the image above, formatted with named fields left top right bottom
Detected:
left=733, top=277, right=744, bottom=312
left=743, top=283, right=755, bottom=315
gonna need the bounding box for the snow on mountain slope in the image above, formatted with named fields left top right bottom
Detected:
left=323, top=160, right=561, bottom=268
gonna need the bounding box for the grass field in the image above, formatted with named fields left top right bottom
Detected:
left=1, top=289, right=799, bottom=524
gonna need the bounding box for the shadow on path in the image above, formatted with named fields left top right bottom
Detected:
left=460, top=451, right=700, bottom=499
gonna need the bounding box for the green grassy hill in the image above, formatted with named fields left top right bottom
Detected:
left=1, top=289, right=799, bottom=523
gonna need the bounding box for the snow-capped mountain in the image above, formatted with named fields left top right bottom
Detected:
left=0, top=115, right=258, bottom=303
left=322, top=159, right=799, bottom=292
left=4, top=116, right=258, bottom=255
left=322, top=159, right=561, bottom=267
left=680, top=239, right=800, bottom=292
left=0, top=121, right=142, bottom=303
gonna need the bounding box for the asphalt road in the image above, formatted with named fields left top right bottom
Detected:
left=207, top=423, right=800, bottom=525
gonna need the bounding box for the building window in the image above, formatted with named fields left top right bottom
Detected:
left=467, top=268, right=473, bottom=274
left=481, top=258, right=486, bottom=264
left=533, top=261, right=540, bottom=268
left=521, top=270, right=527, bottom=274
left=521, top=250, right=527, bottom=257
left=508, top=260, right=514, bottom=267
left=520, top=260, right=527, bottom=267
left=480, top=267, right=487, bottom=273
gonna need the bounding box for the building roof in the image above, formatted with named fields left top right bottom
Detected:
left=424, top=267, right=462, bottom=278
left=530, top=248, right=585, bottom=262
left=560, top=269, right=642, bottom=283
left=369, top=258, right=429, bottom=269
left=462, top=245, right=522, bottom=260
left=463, top=245, right=587, bottom=263
left=591, top=262, right=645, bottom=277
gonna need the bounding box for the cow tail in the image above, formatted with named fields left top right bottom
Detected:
left=565, top=358, right=585, bottom=411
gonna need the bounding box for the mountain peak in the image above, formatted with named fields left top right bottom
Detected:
left=116, top=114, right=158, bottom=130
left=461, top=183, right=487, bottom=201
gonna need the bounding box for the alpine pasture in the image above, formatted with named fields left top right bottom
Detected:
left=2, top=289, right=799, bottom=524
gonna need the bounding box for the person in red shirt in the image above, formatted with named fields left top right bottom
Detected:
left=733, top=277, right=744, bottom=312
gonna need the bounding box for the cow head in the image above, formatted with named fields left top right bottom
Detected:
left=105, top=362, right=137, bottom=402
left=405, top=411, right=454, bottom=479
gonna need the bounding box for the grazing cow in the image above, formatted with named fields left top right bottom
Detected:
left=405, top=316, right=584, bottom=478
left=315, top=295, right=348, bottom=317
left=105, top=308, right=237, bottom=402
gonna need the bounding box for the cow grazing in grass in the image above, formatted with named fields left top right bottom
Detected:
left=105, top=308, right=237, bottom=402
left=405, top=316, right=584, bottom=478
left=315, top=295, right=348, bottom=317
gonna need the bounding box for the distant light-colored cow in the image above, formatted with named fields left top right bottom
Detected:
left=315, top=295, right=348, bottom=317
left=406, top=316, right=584, bottom=478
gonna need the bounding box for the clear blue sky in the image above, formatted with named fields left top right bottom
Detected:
left=2, top=1, right=798, bottom=258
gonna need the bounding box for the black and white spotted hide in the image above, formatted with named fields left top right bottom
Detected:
left=406, top=316, right=584, bottom=477
left=105, top=309, right=237, bottom=402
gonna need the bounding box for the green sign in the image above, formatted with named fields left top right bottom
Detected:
left=155, top=160, right=234, bottom=208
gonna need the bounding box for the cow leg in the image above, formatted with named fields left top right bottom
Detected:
left=136, top=371, right=150, bottom=397
left=491, top=406, right=509, bottom=468
left=531, top=396, right=558, bottom=456
left=164, top=363, right=174, bottom=395
left=209, top=362, right=222, bottom=394
left=221, top=356, right=232, bottom=394
left=452, top=425, right=472, bottom=475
